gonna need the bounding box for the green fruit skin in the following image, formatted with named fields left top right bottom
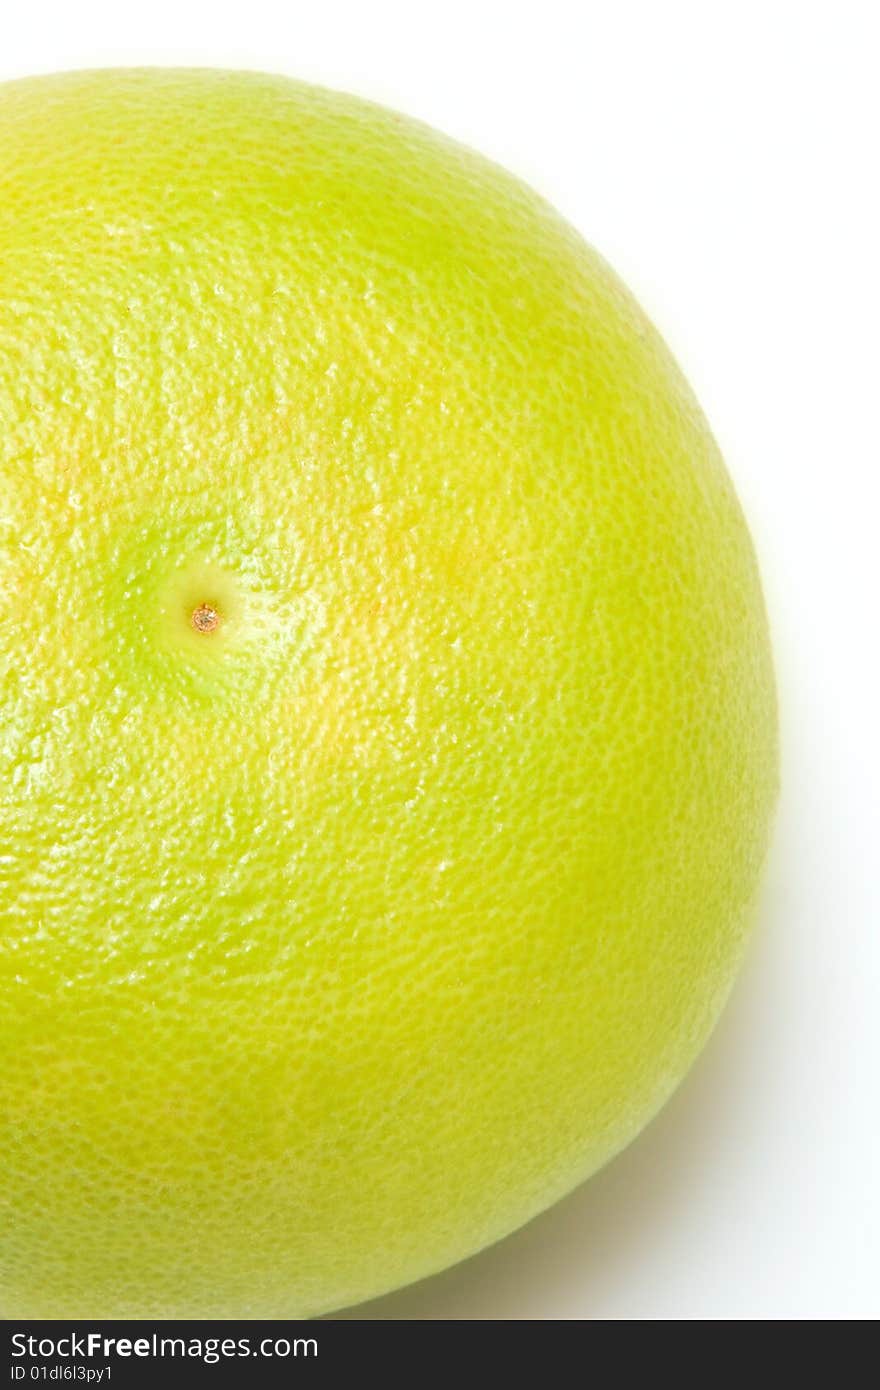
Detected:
left=0, top=69, right=778, bottom=1318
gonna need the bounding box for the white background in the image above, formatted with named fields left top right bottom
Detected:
left=4, top=2, right=877, bottom=1321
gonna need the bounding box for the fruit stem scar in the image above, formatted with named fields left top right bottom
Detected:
left=191, top=603, right=221, bottom=634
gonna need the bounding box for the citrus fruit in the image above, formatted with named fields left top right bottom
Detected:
left=0, top=69, right=778, bottom=1319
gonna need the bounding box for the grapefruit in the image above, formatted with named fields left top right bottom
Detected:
left=0, top=69, right=778, bottom=1318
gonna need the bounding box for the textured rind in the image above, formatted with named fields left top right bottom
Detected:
left=0, top=70, right=777, bottom=1318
